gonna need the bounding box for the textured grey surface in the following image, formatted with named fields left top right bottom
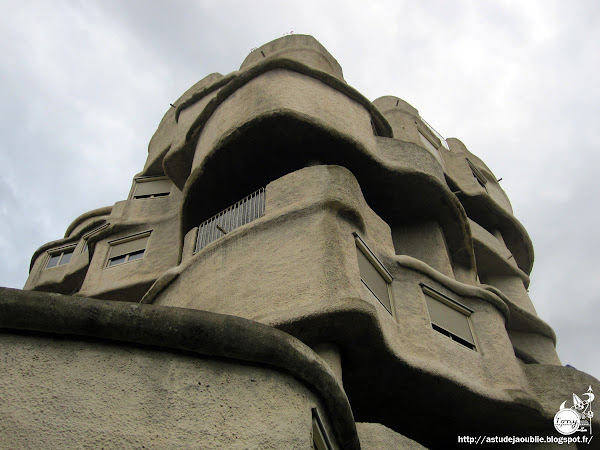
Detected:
left=14, top=34, right=599, bottom=448
left=0, top=287, right=359, bottom=449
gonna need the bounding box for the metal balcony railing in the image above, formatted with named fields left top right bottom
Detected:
left=195, top=188, right=265, bottom=252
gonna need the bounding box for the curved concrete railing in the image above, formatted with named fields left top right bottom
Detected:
left=0, top=287, right=361, bottom=449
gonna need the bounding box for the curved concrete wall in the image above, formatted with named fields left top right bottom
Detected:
left=1, top=334, right=332, bottom=449
left=17, top=34, right=597, bottom=448
left=0, top=288, right=360, bottom=449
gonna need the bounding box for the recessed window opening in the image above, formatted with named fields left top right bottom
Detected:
left=422, top=284, right=476, bottom=351
left=420, top=116, right=450, bottom=150
left=417, top=127, right=444, bottom=166
left=467, top=160, right=488, bottom=190
left=106, top=233, right=150, bottom=268
left=312, top=408, right=333, bottom=450
left=132, top=177, right=172, bottom=199
left=370, top=118, right=379, bottom=136
left=46, top=246, right=75, bottom=269
left=195, top=188, right=265, bottom=252
left=81, top=223, right=109, bottom=253
left=354, top=233, right=393, bottom=314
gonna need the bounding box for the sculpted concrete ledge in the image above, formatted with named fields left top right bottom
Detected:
left=264, top=297, right=582, bottom=447
left=446, top=138, right=534, bottom=274
left=0, top=287, right=360, bottom=450
left=163, top=57, right=392, bottom=190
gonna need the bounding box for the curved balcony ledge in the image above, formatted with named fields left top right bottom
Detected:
left=482, top=284, right=556, bottom=344
left=443, top=140, right=534, bottom=274
left=146, top=73, right=232, bottom=163
left=470, top=219, right=530, bottom=285
left=239, top=34, right=344, bottom=81
left=263, top=297, right=559, bottom=445
left=451, top=187, right=534, bottom=274
left=163, top=57, right=393, bottom=190
left=64, top=206, right=112, bottom=239
left=26, top=250, right=89, bottom=295
left=179, top=116, right=473, bottom=271
left=0, top=287, right=360, bottom=450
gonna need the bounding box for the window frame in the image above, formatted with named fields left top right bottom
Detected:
left=417, top=124, right=444, bottom=165
left=467, top=159, right=488, bottom=190
left=130, top=176, right=172, bottom=199
left=421, top=284, right=477, bottom=351
left=80, top=223, right=109, bottom=254
left=105, top=231, right=150, bottom=268
left=312, top=408, right=333, bottom=450
left=354, top=233, right=394, bottom=315
left=45, top=245, right=76, bottom=269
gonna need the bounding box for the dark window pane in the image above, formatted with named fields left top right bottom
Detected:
left=127, top=250, right=144, bottom=261
left=47, top=254, right=61, bottom=268
left=59, top=250, right=73, bottom=265
left=108, top=255, right=127, bottom=267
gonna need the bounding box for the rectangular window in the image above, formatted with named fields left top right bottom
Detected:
left=422, top=285, right=476, bottom=350
left=132, top=177, right=171, bottom=199
left=107, top=233, right=150, bottom=267
left=46, top=246, right=75, bottom=268
left=312, top=408, right=333, bottom=450
left=355, top=234, right=393, bottom=314
left=195, top=188, right=265, bottom=252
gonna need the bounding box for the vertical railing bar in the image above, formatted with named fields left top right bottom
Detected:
left=233, top=201, right=237, bottom=229
left=197, top=226, right=201, bottom=251
left=194, top=187, right=266, bottom=253
left=227, top=206, right=231, bottom=233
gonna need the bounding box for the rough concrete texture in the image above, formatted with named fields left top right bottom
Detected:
left=356, top=422, right=428, bottom=449
left=13, top=34, right=599, bottom=448
left=0, top=333, right=330, bottom=449
left=0, top=287, right=358, bottom=449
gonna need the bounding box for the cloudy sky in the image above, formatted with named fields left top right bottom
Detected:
left=1, top=1, right=598, bottom=378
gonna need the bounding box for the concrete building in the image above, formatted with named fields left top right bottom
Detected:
left=1, top=35, right=597, bottom=448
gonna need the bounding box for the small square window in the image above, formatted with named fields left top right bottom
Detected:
left=354, top=234, right=393, bottom=314
left=106, top=233, right=149, bottom=267
left=46, top=247, right=75, bottom=269
left=422, top=285, right=476, bottom=351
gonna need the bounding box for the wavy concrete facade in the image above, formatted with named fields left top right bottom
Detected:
left=2, top=35, right=597, bottom=448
